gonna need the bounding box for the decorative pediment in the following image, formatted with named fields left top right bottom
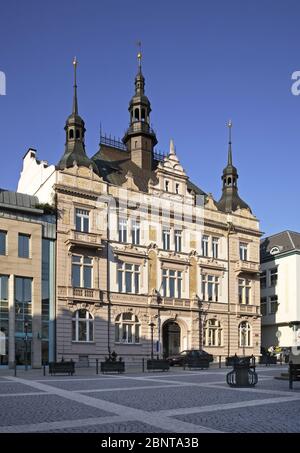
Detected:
left=205, top=193, right=218, bottom=210
left=122, top=170, right=139, bottom=191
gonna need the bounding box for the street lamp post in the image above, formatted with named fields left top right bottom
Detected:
left=24, top=320, right=29, bottom=371
left=149, top=322, right=155, bottom=360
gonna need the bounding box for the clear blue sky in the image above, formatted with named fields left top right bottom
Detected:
left=0, top=0, right=299, bottom=237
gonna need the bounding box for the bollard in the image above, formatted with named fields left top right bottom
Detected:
left=96, top=358, right=99, bottom=375
left=142, top=358, right=145, bottom=373
left=14, top=361, right=17, bottom=377
left=219, top=355, right=222, bottom=368
left=43, top=363, right=46, bottom=376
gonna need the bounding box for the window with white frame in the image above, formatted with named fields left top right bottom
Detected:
left=72, top=255, right=93, bottom=288
left=174, top=230, right=182, bottom=253
left=239, top=321, right=251, bottom=347
left=238, top=278, right=251, bottom=304
left=115, top=312, right=140, bottom=343
left=270, top=268, right=278, bottom=287
left=75, top=208, right=89, bottom=233
left=261, top=297, right=267, bottom=316
left=269, top=295, right=278, bottom=314
left=118, top=218, right=127, bottom=243
left=162, top=229, right=170, bottom=250
left=117, top=262, right=140, bottom=294
left=204, top=319, right=222, bottom=346
left=239, top=242, right=248, bottom=261
left=72, top=309, right=94, bottom=342
left=260, top=271, right=266, bottom=289
left=162, top=269, right=182, bottom=298
left=202, top=274, right=219, bottom=302
left=131, top=220, right=140, bottom=245
left=212, top=237, right=219, bottom=259
left=202, top=235, right=209, bottom=257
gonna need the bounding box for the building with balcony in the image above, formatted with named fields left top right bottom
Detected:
left=260, top=230, right=300, bottom=349
left=0, top=189, right=56, bottom=368
left=16, top=54, right=261, bottom=364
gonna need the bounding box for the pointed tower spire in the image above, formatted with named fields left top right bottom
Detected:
left=72, top=57, right=78, bottom=115
left=216, top=121, right=251, bottom=213
left=122, top=44, right=157, bottom=170
left=227, top=119, right=233, bottom=166
left=57, top=58, right=98, bottom=174
left=169, top=139, right=176, bottom=156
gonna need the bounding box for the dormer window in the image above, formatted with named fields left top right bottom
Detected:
left=165, top=180, right=169, bottom=192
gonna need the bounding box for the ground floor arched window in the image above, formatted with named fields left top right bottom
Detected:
left=72, top=309, right=94, bottom=342
left=115, top=312, right=140, bottom=344
left=239, top=321, right=251, bottom=347
left=204, top=319, right=222, bottom=346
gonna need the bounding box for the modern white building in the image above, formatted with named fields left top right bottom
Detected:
left=260, top=231, right=300, bottom=349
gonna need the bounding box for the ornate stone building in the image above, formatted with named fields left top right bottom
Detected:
left=17, top=55, right=261, bottom=365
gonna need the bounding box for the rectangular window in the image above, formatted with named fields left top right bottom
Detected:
left=239, top=242, right=248, bottom=261
left=0, top=231, right=7, bottom=255
left=174, top=230, right=182, bottom=253
left=202, top=274, right=219, bottom=302
left=260, top=271, right=266, bottom=289
left=75, top=208, right=89, bottom=233
left=261, top=297, right=267, bottom=316
left=162, top=229, right=170, bottom=250
left=270, top=268, right=278, bottom=287
left=238, top=278, right=251, bottom=304
left=18, top=234, right=30, bottom=258
left=212, top=237, right=219, bottom=259
left=15, top=277, right=32, bottom=334
left=118, top=219, right=127, bottom=243
left=71, top=255, right=93, bottom=288
left=270, top=295, right=278, bottom=314
left=131, top=221, right=140, bottom=245
left=202, top=235, right=209, bottom=257
left=117, top=262, right=140, bottom=294
left=162, top=269, right=182, bottom=298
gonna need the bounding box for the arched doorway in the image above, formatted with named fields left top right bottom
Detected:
left=162, top=321, right=181, bottom=357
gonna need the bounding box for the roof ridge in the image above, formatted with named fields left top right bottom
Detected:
left=287, top=231, right=296, bottom=249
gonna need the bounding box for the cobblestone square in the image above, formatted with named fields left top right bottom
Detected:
left=0, top=365, right=299, bottom=433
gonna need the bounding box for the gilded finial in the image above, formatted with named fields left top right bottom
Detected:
left=72, top=56, right=78, bottom=115
left=137, top=41, right=142, bottom=69
left=227, top=119, right=232, bottom=143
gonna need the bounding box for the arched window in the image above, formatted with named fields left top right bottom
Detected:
left=239, top=321, right=251, bottom=347
left=204, top=319, right=222, bottom=347
left=69, top=129, right=74, bottom=139
left=227, top=177, right=232, bottom=185
left=72, top=309, right=94, bottom=342
left=115, top=312, right=140, bottom=344
left=76, top=129, right=80, bottom=139
left=141, top=108, right=146, bottom=121
left=134, top=108, right=139, bottom=121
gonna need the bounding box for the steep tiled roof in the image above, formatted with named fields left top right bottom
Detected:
left=92, top=145, right=206, bottom=196
left=260, top=230, right=300, bottom=260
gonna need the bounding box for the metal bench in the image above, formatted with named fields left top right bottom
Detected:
left=147, top=359, right=169, bottom=371
left=49, top=361, right=75, bottom=376
left=289, top=351, right=300, bottom=389
left=100, top=361, right=125, bottom=374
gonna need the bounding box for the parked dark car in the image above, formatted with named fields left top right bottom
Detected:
left=166, top=349, right=214, bottom=366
